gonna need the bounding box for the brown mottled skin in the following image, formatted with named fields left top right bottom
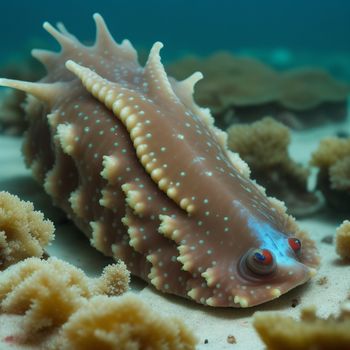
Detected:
left=0, top=14, right=319, bottom=307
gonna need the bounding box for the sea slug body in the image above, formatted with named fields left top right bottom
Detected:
left=0, top=14, right=319, bottom=307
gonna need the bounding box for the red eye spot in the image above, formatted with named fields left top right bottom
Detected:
left=253, top=249, right=273, bottom=265
left=288, top=238, right=301, bottom=253
left=246, top=248, right=276, bottom=275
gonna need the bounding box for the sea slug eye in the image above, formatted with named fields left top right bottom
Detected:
left=288, top=237, right=301, bottom=254
left=246, top=248, right=276, bottom=275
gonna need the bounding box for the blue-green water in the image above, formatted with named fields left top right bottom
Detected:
left=0, top=0, right=349, bottom=62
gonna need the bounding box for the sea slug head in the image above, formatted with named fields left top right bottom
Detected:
left=231, top=221, right=318, bottom=307
left=201, top=195, right=319, bottom=308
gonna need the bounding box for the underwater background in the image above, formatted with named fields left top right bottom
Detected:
left=0, top=0, right=349, bottom=75
left=0, top=1, right=350, bottom=349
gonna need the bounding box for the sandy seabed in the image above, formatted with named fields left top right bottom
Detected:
left=0, top=115, right=349, bottom=350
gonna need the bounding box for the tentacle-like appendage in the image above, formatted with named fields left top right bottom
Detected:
left=56, top=22, right=78, bottom=40
left=144, top=42, right=179, bottom=102
left=0, top=79, right=67, bottom=107
left=43, top=22, right=80, bottom=51
left=31, top=49, right=59, bottom=71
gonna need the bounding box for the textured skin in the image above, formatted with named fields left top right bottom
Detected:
left=0, top=15, right=319, bottom=307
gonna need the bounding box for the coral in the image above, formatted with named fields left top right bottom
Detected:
left=336, top=220, right=350, bottom=259
left=253, top=303, right=350, bottom=350
left=227, top=117, right=291, bottom=168
left=227, top=117, right=322, bottom=217
left=54, top=295, right=197, bottom=350
left=0, top=257, right=195, bottom=349
left=0, top=14, right=319, bottom=308
left=0, top=191, right=54, bottom=269
left=329, top=157, right=350, bottom=191
left=311, top=137, right=350, bottom=169
left=167, top=52, right=350, bottom=129
left=89, top=262, right=130, bottom=296
left=311, top=137, right=350, bottom=211
left=0, top=257, right=129, bottom=335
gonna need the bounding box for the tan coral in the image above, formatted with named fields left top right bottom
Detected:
left=311, top=137, right=350, bottom=211
left=253, top=303, right=350, bottom=350
left=227, top=117, right=322, bottom=217
left=0, top=191, right=54, bottom=269
left=0, top=257, right=129, bottom=335
left=0, top=257, right=195, bottom=349
left=336, top=220, right=350, bottom=259
left=227, top=117, right=291, bottom=169
left=54, top=294, right=197, bottom=350
left=167, top=52, right=349, bottom=129
left=311, top=137, right=350, bottom=170
left=89, top=262, right=130, bottom=296
left=329, top=156, right=350, bottom=191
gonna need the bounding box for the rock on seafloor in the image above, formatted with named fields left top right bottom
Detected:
left=167, top=52, right=350, bottom=130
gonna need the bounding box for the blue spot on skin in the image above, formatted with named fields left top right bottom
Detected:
left=232, top=199, right=298, bottom=268
left=246, top=218, right=297, bottom=267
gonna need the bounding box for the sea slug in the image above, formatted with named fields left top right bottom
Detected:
left=0, top=14, right=319, bottom=307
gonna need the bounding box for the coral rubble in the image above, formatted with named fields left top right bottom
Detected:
left=0, top=191, right=54, bottom=269
left=227, top=117, right=322, bottom=217
left=167, top=52, right=350, bottom=129
left=253, top=303, right=350, bottom=350
left=310, top=137, right=350, bottom=212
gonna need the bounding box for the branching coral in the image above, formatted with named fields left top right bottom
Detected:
left=253, top=303, right=350, bottom=350
left=227, top=117, right=322, bottom=217
left=0, top=257, right=129, bottom=335
left=89, top=261, right=130, bottom=297
left=310, top=137, right=350, bottom=211
left=0, top=191, right=54, bottom=269
left=54, top=295, right=197, bottom=350
left=311, top=137, right=350, bottom=169
left=336, top=220, right=350, bottom=260
left=167, top=52, right=349, bottom=129
left=0, top=257, right=196, bottom=349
